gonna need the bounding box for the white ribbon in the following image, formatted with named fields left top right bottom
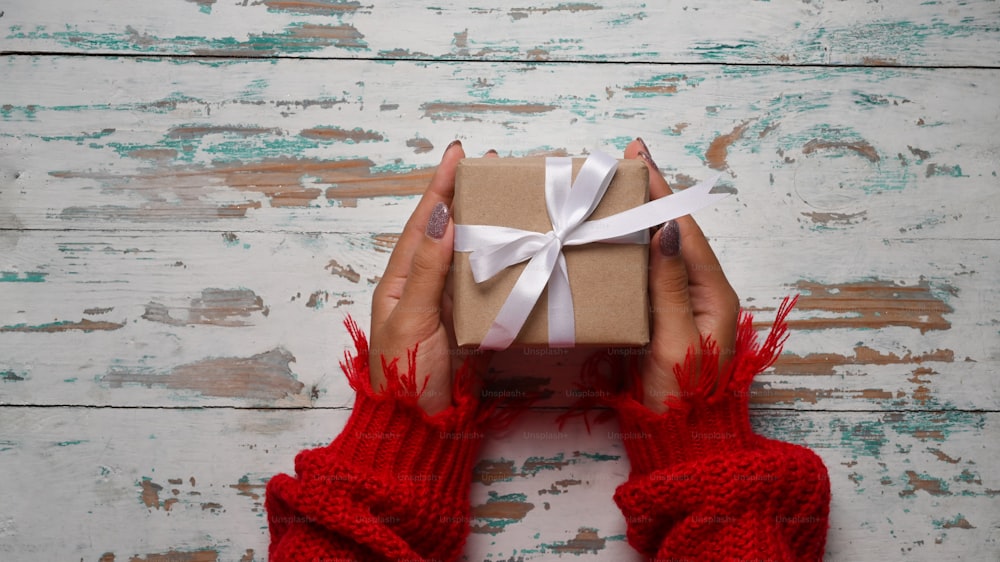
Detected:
left=454, top=150, right=727, bottom=350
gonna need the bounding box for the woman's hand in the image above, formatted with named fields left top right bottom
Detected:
left=369, top=141, right=495, bottom=415
left=625, top=138, right=740, bottom=413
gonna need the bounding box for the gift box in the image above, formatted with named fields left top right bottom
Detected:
left=452, top=155, right=651, bottom=348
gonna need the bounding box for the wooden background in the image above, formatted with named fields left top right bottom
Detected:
left=1, top=1, right=998, bottom=560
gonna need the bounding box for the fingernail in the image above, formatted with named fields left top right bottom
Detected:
left=638, top=150, right=659, bottom=172
left=659, top=220, right=680, bottom=257
left=446, top=139, right=462, bottom=153
left=636, top=137, right=649, bottom=152
left=426, top=202, right=449, bottom=239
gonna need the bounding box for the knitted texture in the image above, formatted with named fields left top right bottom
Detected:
left=266, top=318, right=490, bottom=562
left=611, top=297, right=831, bottom=560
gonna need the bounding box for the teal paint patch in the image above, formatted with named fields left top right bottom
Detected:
left=0, top=271, right=47, bottom=282
left=6, top=21, right=369, bottom=56
left=932, top=513, right=975, bottom=529
left=521, top=453, right=569, bottom=477
left=689, top=40, right=762, bottom=62
left=852, top=91, right=911, bottom=108
left=606, top=12, right=647, bottom=27
left=834, top=419, right=888, bottom=458
left=55, top=440, right=87, bottom=447
left=809, top=20, right=989, bottom=63
left=0, top=440, right=17, bottom=453
left=0, top=104, right=38, bottom=120
left=38, top=128, right=117, bottom=143
left=2, top=370, right=26, bottom=382
left=576, top=451, right=620, bottom=462
left=884, top=410, right=985, bottom=443
left=606, top=136, right=635, bottom=151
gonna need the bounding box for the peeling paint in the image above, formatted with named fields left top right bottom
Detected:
left=0, top=319, right=124, bottom=333
left=900, top=470, right=951, bottom=497
left=260, top=0, right=364, bottom=15
left=772, top=345, right=953, bottom=376
left=101, top=348, right=304, bottom=401
left=420, top=102, right=556, bottom=121
left=325, top=259, right=361, bottom=283
left=128, top=549, right=219, bottom=562
left=705, top=120, right=750, bottom=170
left=471, top=491, right=535, bottom=534
left=541, top=527, right=606, bottom=554
left=765, top=279, right=955, bottom=335
left=406, top=136, right=434, bottom=154
left=474, top=459, right=516, bottom=485
left=142, top=288, right=268, bottom=327
left=299, top=126, right=384, bottom=143
left=802, top=138, right=880, bottom=163
left=800, top=210, right=868, bottom=226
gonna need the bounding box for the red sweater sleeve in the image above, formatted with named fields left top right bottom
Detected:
left=265, top=320, right=487, bottom=562
left=612, top=298, right=831, bottom=560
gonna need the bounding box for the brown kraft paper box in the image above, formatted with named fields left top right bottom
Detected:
left=452, top=156, right=650, bottom=347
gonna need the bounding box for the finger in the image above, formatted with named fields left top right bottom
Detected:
left=375, top=140, right=465, bottom=321
left=624, top=137, right=673, bottom=199
left=484, top=148, right=499, bottom=158
left=392, top=201, right=454, bottom=330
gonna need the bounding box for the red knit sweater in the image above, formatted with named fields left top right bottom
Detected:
left=266, top=300, right=830, bottom=561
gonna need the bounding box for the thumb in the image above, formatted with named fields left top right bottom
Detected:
left=649, top=219, right=700, bottom=368
left=394, top=202, right=453, bottom=328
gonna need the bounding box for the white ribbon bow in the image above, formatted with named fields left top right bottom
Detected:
left=454, top=150, right=727, bottom=350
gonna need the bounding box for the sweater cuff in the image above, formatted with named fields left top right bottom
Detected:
left=614, top=394, right=758, bottom=477
left=612, top=298, right=797, bottom=477
left=300, top=383, right=486, bottom=507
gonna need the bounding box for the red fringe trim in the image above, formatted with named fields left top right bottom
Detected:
left=557, top=295, right=798, bottom=429
left=339, top=316, right=540, bottom=430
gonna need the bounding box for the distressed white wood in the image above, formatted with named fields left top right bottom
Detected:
left=0, top=408, right=996, bottom=560
left=1, top=0, right=998, bottom=66
left=1, top=231, right=996, bottom=412
left=1, top=57, right=997, bottom=240
left=2, top=0, right=999, bottom=560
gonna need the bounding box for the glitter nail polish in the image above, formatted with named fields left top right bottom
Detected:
left=426, top=202, right=449, bottom=239
left=659, top=219, right=680, bottom=257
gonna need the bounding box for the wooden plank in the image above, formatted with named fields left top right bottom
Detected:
left=2, top=56, right=997, bottom=239
left=1, top=230, right=995, bottom=411
left=0, top=407, right=996, bottom=560
left=2, top=0, right=999, bottom=66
